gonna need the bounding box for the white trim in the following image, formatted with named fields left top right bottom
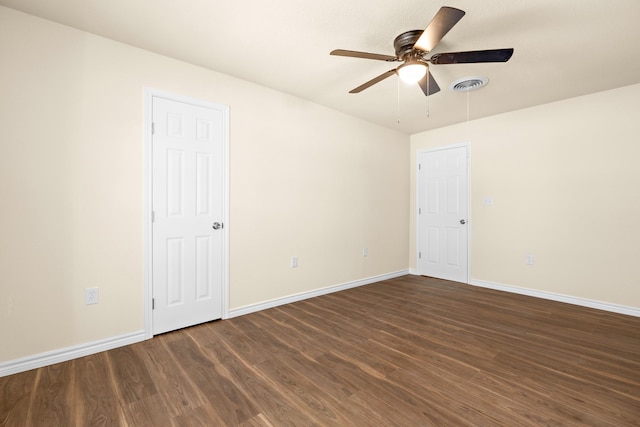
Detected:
left=417, top=142, right=471, bottom=153
left=143, top=89, right=153, bottom=339
left=416, top=142, right=471, bottom=283
left=220, top=101, right=230, bottom=320
left=228, top=270, right=410, bottom=318
left=143, top=88, right=231, bottom=335
left=0, top=331, right=146, bottom=377
left=470, top=279, right=640, bottom=318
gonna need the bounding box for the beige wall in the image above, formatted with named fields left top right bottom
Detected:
left=0, top=7, right=409, bottom=363
left=410, top=84, right=640, bottom=308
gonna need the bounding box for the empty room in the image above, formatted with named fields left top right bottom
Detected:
left=1, top=0, right=639, bottom=425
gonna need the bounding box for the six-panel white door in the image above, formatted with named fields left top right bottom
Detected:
left=152, top=96, right=224, bottom=335
left=418, top=146, right=468, bottom=283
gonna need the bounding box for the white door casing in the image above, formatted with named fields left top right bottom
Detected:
left=145, top=90, right=228, bottom=336
left=417, top=145, right=469, bottom=283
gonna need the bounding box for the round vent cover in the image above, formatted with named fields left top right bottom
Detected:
left=450, top=76, right=489, bottom=92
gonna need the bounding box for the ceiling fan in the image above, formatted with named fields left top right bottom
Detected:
left=330, top=6, right=514, bottom=96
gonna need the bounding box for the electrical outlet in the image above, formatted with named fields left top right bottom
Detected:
left=525, top=255, right=535, bottom=266
left=85, top=287, right=99, bottom=305
left=291, top=256, right=298, bottom=268
left=363, top=247, right=368, bottom=257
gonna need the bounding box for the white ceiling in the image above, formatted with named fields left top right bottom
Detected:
left=3, top=0, right=640, bottom=134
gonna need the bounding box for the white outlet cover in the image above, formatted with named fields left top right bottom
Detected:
left=85, top=287, right=99, bottom=305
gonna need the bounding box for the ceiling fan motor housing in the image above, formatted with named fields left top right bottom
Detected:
left=394, top=30, right=425, bottom=59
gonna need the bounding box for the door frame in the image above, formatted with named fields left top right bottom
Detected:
left=416, top=142, right=471, bottom=283
left=143, top=88, right=230, bottom=339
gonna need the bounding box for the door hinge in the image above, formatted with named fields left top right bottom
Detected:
left=418, top=163, right=421, bottom=170
left=419, top=208, right=422, bottom=215
left=151, top=122, right=156, bottom=135
left=151, top=210, right=155, bottom=222
left=152, top=298, right=155, bottom=310
left=419, top=252, right=422, bottom=259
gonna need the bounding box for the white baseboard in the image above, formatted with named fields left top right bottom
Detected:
left=0, top=330, right=146, bottom=377
left=14, top=272, right=632, bottom=378
left=228, top=269, right=410, bottom=318
left=469, top=279, right=640, bottom=318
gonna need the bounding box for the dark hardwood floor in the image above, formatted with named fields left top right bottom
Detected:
left=2, top=275, right=640, bottom=426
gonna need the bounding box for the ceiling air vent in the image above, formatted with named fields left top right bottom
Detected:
left=450, top=76, right=489, bottom=92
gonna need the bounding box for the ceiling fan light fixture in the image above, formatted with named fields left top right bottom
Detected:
left=397, top=61, right=427, bottom=84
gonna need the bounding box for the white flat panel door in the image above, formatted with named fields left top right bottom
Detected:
left=152, top=96, right=224, bottom=334
left=418, top=146, right=468, bottom=282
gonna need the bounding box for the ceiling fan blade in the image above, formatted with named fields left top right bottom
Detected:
left=430, top=48, right=514, bottom=64
left=414, top=7, right=466, bottom=52
left=349, top=69, right=397, bottom=93
left=331, top=49, right=398, bottom=62
left=418, top=69, right=441, bottom=96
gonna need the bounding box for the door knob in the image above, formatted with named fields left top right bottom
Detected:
left=212, top=222, right=223, bottom=230
left=460, top=219, right=466, bottom=225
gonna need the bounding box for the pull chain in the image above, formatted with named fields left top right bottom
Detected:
left=466, top=89, right=470, bottom=123
left=466, top=86, right=472, bottom=139
left=426, top=69, right=431, bottom=118
left=397, top=77, right=401, bottom=124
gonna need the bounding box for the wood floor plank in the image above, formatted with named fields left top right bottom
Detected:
left=0, top=367, right=38, bottom=427
left=218, top=315, right=355, bottom=405
left=166, top=334, right=260, bottom=425
left=2, top=275, right=640, bottom=425
left=249, top=309, right=329, bottom=359
left=106, top=345, right=157, bottom=406
left=199, top=323, right=325, bottom=426
left=492, top=351, right=640, bottom=426
left=253, top=357, right=364, bottom=426
left=134, top=336, right=209, bottom=419
left=74, top=352, right=123, bottom=426
left=120, top=393, right=171, bottom=426
left=314, top=350, right=466, bottom=426
left=200, top=318, right=270, bottom=366
left=27, top=361, right=75, bottom=426
left=236, top=413, right=276, bottom=427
